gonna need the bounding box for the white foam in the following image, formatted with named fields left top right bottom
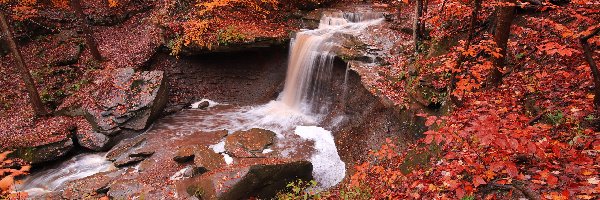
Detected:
left=191, top=99, right=221, bottom=109
left=210, top=141, right=226, bottom=153
left=222, top=153, right=234, bottom=165
left=262, top=148, right=273, bottom=154
left=294, top=126, right=346, bottom=189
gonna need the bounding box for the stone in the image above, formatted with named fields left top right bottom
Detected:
left=225, top=128, right=276, bottom=158
left=193, top=146, right=225, bottom=172
left=10, top=138, right=74, bottom=165
left=106, top=137, right=146, bottom=161
left=76, top=129, right=109, bottom=151
left=85, top=68, right=168, bottom=136
left=129, top=148, right=155, bottom=158
left=62, top=170, right=124, bottom=199
left=114, top=156, right=146, bottom=167
left=107, top=179, right=145, bottom=199
left=190, top=160, right=313, bottom=199
left=173, top=146, right=196, bottom=163
left=192, top=101, right=209, bottom=109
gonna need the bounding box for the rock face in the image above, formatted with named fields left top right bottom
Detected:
left=85, top=68, right=168, bottom=136
left=106, top=136, right=153, bottom=167
left=10, top=137, right=74, bottom=165
left=76, top=128, right=110, bottom=151
left=225, top=128, right=276, bottom=158
left=190, top=160, right=313, bottom=200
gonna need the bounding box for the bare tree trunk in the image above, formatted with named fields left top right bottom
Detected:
left=580, top=27, right=600, bottom=108
left=420, top=0, right=428, bottom=38
left=0, top=12, right=48, bottom=116
left=488, top=0, right=516, bottom=85
left=70, top=0, right=102, bottom=61
left=413, top=0, right=424, bottom=54
left=449, top=0, right=482, bottom=97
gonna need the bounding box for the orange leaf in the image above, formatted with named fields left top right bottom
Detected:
left=0, top=175, right=14, bottom=192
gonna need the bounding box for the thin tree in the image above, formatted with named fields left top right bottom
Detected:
left=580, top=26, right=600, bottom=108
left=70, top=0, right=102, bottom=61
left=0, top=12, right=48, bottom=116
left=488, top=0, right=517, bottom=85
left=413, top=0, right=424, bottom=54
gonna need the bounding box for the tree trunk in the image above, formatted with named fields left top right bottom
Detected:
left=70, top=0, right=102, bottom=61
left=488, top=0, right=516, bottom=85
left=580, top=27, right=600, bottom=108
left=420, top=0, right=428, bottom=38
left=413, top=0, right=424, bottom=54
left=449, top=0, right=482, bottom=97
left=0, top=12, right=48, bottom=116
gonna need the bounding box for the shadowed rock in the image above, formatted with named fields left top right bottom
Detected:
left=188, top=160, right=313, bottom=200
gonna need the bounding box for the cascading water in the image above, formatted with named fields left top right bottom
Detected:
left=279, top=11, right=384, bottom=116
left=14, top=10, right=384, bottom=197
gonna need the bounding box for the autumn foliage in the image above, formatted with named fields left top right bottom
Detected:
left=333, top=0, right=600, bottom=199
left=0, top=151, right=29, bottom=199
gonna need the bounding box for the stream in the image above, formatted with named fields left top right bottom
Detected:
left=15, top=10, right=385, bottom=198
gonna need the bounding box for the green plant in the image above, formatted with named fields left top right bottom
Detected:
left=217, top=26, right=246, bottom=46
left=338, top=185, right=372, bottom=200
left=545, top=110, right=564, bottom=126
left=461, top=196, right=475, bottom=200
left=276, top=179, right=322, bottom=200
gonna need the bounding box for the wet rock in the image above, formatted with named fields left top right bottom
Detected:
left=190, top=160, right=313, bottom=199
left=76, top=129, right=109, bottom=151
left=173, top=146, right=196, bottom=163
left=129, top=148, right=155, bottom=158
left=62, top=170, right=124, bottom=199
left=85, top=68, right=168, bottom=136
left=106, top=137, right=146, bottom=161
left=192, top=101, right=210, bottom=109
left=114, top=156, right=146, bottom=167
left=9, top=137, right=74, bottom=165
left=225, top=128, right=275, bottom=158
left=107, top=179, right=145, bottom=199
left=193, top=146, right=226, bottom=172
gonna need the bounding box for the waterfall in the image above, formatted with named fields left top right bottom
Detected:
left=279, top=11, right=384, bottom=115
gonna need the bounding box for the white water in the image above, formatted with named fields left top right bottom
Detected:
left=14, top=11, right=384, bottom=196
left=14, top=153, right=115, bottom=196
left=280, top=11, right=384, bottom=116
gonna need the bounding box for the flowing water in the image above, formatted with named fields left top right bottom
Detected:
left=15, top=10, right=384, bottom=196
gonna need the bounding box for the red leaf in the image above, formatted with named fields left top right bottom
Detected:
left=473, top=175, right=487, bottom=187
left=547, top=174, right=559, bottom=186
left=505, top=161, right=519, bottom=177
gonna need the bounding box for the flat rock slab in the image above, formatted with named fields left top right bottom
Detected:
left=225, top=128, right=275, bottom=158
left=62, top=170, right=124, bottom=199
left=190, top=160, right=313, bottom=200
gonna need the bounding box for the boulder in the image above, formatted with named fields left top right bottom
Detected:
left=39, top=30, right=83, bottom=67
left=10, top=138, right=74, bottom=165
left=193, top=146, right=226, bottom=172
left=225, top=128, right=275, bottom=158
left=173, top=146, right=196, bottom=163
left=76, top=129, right=109, bottom=151
left=85, top=68, right=168, bottom=136
left=190, top=160, right=313, bottom=199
